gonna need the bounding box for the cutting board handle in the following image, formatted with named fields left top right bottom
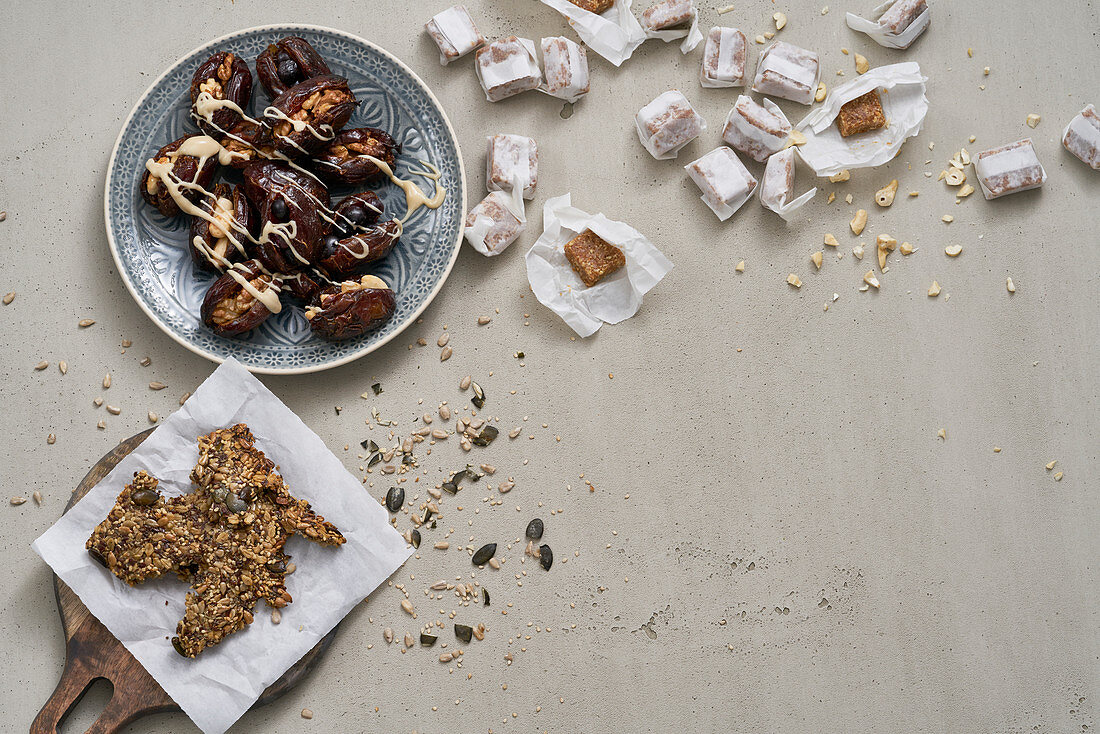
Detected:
left=30, top=656, right=142, bottom=734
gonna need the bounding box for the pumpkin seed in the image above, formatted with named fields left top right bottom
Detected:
left=539, top=544, right=553, bottom=571
left=172, top=636, right=187, bottom=656
left=526, top=518, right=544, bottom=540
left=454, top=624, right=474, bottom=644
left=471, top=381, right=485, bottom=409
left=360, top=439, right=379, bottom=452
left=410, top=529, right=421, bottom=548
left=441, top=480, right=458, bottom=495
left=472, top=543, right=497, bottom=566
left=482, top=588, right=490, bottom=606
left=420, top=633, right=438, bottom=646
left=132, top=487, right=160, bottom=506
left=471, top=425, right=498, bottom=447
left=385, top=486, right=404, bottom=512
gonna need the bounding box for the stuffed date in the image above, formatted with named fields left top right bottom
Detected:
left=318, top=219, right=402, bottom=280
left=188, top=183, right=255, bottom=272
left=256, top=36, right=333, bottom=99
left=264, top=76, right=357, bottom=157
left=219, top=119, right=276, bottom=169
left=306, top=275, right=397, bottom=340
left=280, top=269, right=324, bottom=303
left=141, top=134, right=219, bottom=217
left=311, top=128, right=400, bottom=184
left=241, top=161, right=329, bottom=272
left=189, top=52, right=253, bottom=137
left=200, top=260, right=282, bottom=337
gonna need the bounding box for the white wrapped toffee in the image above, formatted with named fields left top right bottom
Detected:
left=1063, top=104, right=1100, bottom=170
left=640, top=0, right=704, bottom=53
left=424, top=6, right=486, bottom=65
left=684, top=146, right=758, bottom=221
left=486, top=134, right=538, bottom=199
left=525, top=194, right=673, bottom=337
left=474, top=36, right=542, bottom=102
left=635, top=90, right=706, bottom=160
left=972, top=139, right=1047, bottom=200
left=846, top=0, right=929, bottom=50
left=465, top=182, right=527, bottom=256
left=538, top=0, right=646, bottom=67
left=541, top=36, right=590, bottom=102
left=758, top=148, right=817, bottom=221
left=700, top=27, right=747, bottom=88
left=752, top=41, right=819, bottom=105
left=795, top=62, right=929, bottom=176
left=721, top=95, right=791, bottom=163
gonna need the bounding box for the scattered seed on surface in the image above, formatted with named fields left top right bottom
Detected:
left=440, top=346, right=452, bottom=361
left=850, top=209, right=868, bottom=235
left=78, top=319, right=95, bottom=328
left=301, top=709, right=313, bottom=720
left=1054, top=472, right=1063, bottom=481
left=1006, top=277, right=1015, bottom=293
left=735, top=260, right=745, bottom=272
left=815, top=82, right=827, bottom=102
left=773, top=11, right=787, bottom=29
left=58, top=361, right=68, bottom=375
left=477, top=316, right=491, bottom=325
left=1046, top=460, right=1057, bottom=470
left=526, top=518, right=544, bottom=540
left=33, top=491, right=42, bottom=505
left=439, top=652, right=454, bottom=663
left=149, top=381, right=167, bottom=390
left=472, top=543, right=497, bottom=566
left=34, top=361, right=48, bottom=371
left=106, top=405, right=121, bottom=415
left=10, top=497, right=27, bottom=506
left=786, top=274, right=802, bottom=289
left=47, top=434, right=56, bottom=445
left=539, top=545, right=553, bottom=571
left=148, top=412, right=159, bottom=423
left=384, top=627, right=394, bottom=643
left=434, top=541, right=450, bottom=549
left=2, top=292, right=13, bottom=305
left=103, top=373, right=112, bottom=389
left=179, top=392, right=191, bottom=405
left=459, top=375, right=472, bottom=390
left=945, top=244, right=963, bottom=257
left=1025, top=113, right=1041, bottom=128
left=385, top=486, right=405, bottom=512
left=854, top=53, right=869, bottom=74
left=96, top=420, right=106, bottom=430
left=271, top=609, right=281, bottom=624
left=401, top=599, right=415, bottom=616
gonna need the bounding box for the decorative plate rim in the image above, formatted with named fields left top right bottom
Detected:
left=103, top=23, right=467, bottom=375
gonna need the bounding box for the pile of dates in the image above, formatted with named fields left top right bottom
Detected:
left=140, top=36, right=406, bottom=341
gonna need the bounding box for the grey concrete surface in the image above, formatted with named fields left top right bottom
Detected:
left=1, top=0, right=1097, bottom=732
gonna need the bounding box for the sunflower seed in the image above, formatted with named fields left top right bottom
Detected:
left=149, top=381, right=167, bottom=390
left=106, top=405, right=121, bottom=415
left=2, top=292, right=13, bottom=305
left=459, top=375, right=472, bottom=390
left=482, top=588, right=490, bottom=606
left=179, top=392, right=191, bottom=405
left=472, top=543, right=497, bottom=566
left=410, top=528, right=421, bottom=548
left=385, top=486, right=405, bottom=512
left=34, top=361, right=48, bottom=371
left=472, top=426, right=498, bottom=447
left=437, top=333, right=450, bottom=347
left=78, top=319, right=95, bottom=328
left=10, top=497, right=26, bottom=506
left=526, top=518, right=544, bottom=540
left=58, top=361, right=68, bottom=375
left=103, top=373, right=112, bottom=389
left=33, top=491, right=42, bottom=505
left=440, top=346, right=452, bottom=361
left=148, top=412, right=158, bottom=424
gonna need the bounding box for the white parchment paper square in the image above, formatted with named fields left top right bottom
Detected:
left=32, top=358, right=412, bottom=734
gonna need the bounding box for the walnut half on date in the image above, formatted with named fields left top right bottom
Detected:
left=140, top=134, right=219, bottom=217
left=264, top=75, right=358, bottom=157
left=201, top=260, right=281, bottom=337
left=306, top=275, right=396, bottom=340
left=256, top=36, right=333, bottom=99
left=311, top=127, right=400, bottom=184
left=189, top=51, right=253, bottom=137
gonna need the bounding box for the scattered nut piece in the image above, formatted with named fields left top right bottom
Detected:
left=96, top=420, right=106, bottom=430
left=1006, top=277, right=1015, bottom=293
left=93, top=397, right=103, bottom=407
left=875, top=179, right=899, bottom=207
left=773, top=11, right=787, bottom=29
left=945, top=169, right=966, bottom=186
left=993, top=447, right=1001, bottom=453
left=401, top=599, right=415, bottom=616
left=735, top=260, right=745, bottom=273
left=477, top=316, right=491, bottom=325
left=827, top=192, right=835, bottom=203
left=1025, top=113, right=1041, bottom=129
left=103, top=373, right=112, bottom=389
left=785, top=129, right=807, bottom=147
left=824, top=233, right=839, bottom=248
left=899, top=241, right=915, bottom=255
left=786, top=274, right=803, bottom=289
left=1054, top=471, right=1063, bottom=481
left=828, top=170, right=850, bottom=183
left=1045, top=460, right=1057, bottom=471
left=863, top=270, right=880, bottom=289
left=957, top=184, right=975, bottom=198
left=845, top=193, right=853, bottom=204
left=941, top=215, right=954, bottom=224
left=854, top=53, right=869, bottom=74
left=983, top=66, right=990, bottom=75
left=811, top=251, right=823, bottom=269
left=106, top=405, right=121, bottom=415
left=928, top=281, right=941, bottom=297
left=945, top=244, right=963, bottom=257
left=852, top=244, right=864, bottom=260
left=755, top=34, right=766, bottom=44
left=2, top=292, right=13, bottom=305
left=876, top=234, right=897, bottom=270
left=850, top=209, right=868, bottom=235
left=815, top=82, right=827, bottom=102
left=301, top=709, right=313, bottom=720
left=937, top=428, right=946, bottom=440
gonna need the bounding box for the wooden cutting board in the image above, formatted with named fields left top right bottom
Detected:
left=31, top=428, right=337, bottom=734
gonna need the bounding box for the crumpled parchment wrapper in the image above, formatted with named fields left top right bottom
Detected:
left=846, top=0, right=930, bottom=49
left=759, top=148, right=817, bottom=221
left=465, top=176, right=527, bottom=257
left=32, top=358, right=412, bottom=734
left=525, top=194, right=672, bottom=336
left=795, top=62, right=928, bottom=177
left=539, top=0, right=646, bottom=67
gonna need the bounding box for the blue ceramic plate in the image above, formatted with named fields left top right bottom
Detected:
left=105, top=25, right=466, bottom=374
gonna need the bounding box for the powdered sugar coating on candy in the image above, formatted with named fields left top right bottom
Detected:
left=722, top=95, right=791, bottom=163
left=486, top=134, right=539, bottom=199
left=752, top=41, right=820, bottom=105
left=684, top=146, right=758, bottom=221
left=424, top=6, right=485, bottom=65
left=475, top=36, right=543, bottom=102
left=1062, top=104, right=1100, bottom=170
left=541, top=36, right=590, bottom=103
left=700, top=27, right=747, bottom=88
left=635, top=90, right=707, bottom=160
left=973, top=138, right=1047, bottom=200
left=758, top=148, right=817, bottom=221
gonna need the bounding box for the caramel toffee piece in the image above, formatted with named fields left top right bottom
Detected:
left=570, top=0, right=615, bottom=12
left=86, top=424, right=345, bottom=658
left=836, top=91, right=887, bottom=137
left=564, top=230, right=626, bottom=287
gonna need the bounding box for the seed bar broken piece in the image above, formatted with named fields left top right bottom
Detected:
left=564, top=230, right=626, bottom=287
left=836, top=91, right=886, bottom=137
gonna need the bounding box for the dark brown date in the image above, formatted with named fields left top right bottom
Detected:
left=188, top=183, right=255, bottom=273
left=200, top=260, right=280, bottom=337
left=256, top=36, right=333, bottom=99
left=280, top=269, right=323, bottom=302
left=219, top=119, right=275, bottom=170
left=311, top=128, right=400, bottom=184
left=332, top=191, right=384, bottom=233
left=264, top=76, right=357, bottom=157
left=140, top=135, right=219, bottom=217
left=307, top=276, right=397, bottom=340
left=318, top=219, right=402, bottom=280
left=241, top=161, right=330, bottom=272
left=189, top=52, right=253, bottom=137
